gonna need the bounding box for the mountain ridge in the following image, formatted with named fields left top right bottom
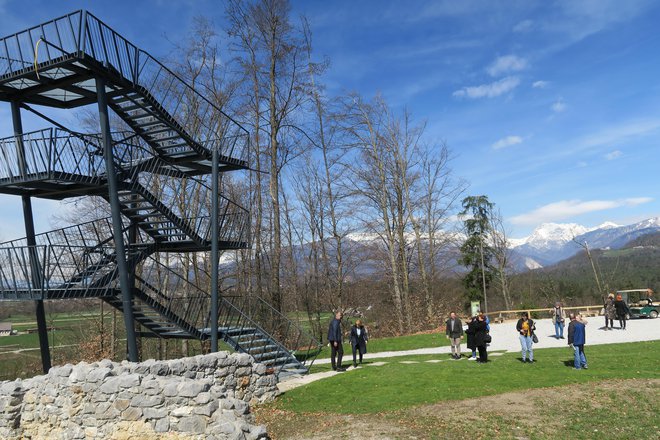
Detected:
left=511, top=217, right=660, bottom=269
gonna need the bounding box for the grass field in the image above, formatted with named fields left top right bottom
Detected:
left=256, top=341, right=660, bottom=439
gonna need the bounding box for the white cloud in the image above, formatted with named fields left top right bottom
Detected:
left=492, top=135, right=523, bottom=150
left=510, top=198, right=653, bottom=225
left=579, top=118, right=660, bottom=149
left=487, top=55, right=528, bottom=77
left=453, top=76, right=520, bottom=99
left=605, top=150, right=623, bottom=160
left=513, top=19, right=534, bottom=33
left=532, top=80, right=549, bottom=88
left=551, top=99, right=566, bottom=113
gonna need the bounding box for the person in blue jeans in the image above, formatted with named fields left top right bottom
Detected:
left=567, top=313, right=588, bottom=370
left=515, top=312, right=536, bottom=363
left=551, top=302, right=566, bottom=339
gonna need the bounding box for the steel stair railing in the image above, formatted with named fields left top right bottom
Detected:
left=219, top=295, right=323, bottom=376
left=0, top=128, right=106, bottom=186
left=0, top=11, right=250, bottom=168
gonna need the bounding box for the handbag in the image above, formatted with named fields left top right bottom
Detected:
left=532, top=334, right=539, bottom=343
left=484, top=334, right=492, bottom=344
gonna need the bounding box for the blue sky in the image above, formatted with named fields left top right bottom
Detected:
left=1, top=0, right=659, bottom=241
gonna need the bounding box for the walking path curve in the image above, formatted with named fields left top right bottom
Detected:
left=278, top=317, right=660, bottom=392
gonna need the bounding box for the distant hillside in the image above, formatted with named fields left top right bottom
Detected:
left=527, top=231, right=660, bottom=297
left=511, top=217, right=660, bottom=270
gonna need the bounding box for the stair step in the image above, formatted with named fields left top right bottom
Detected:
left=135, top=118, right=164, bottom=127
left=260, top=355, right=294, bottom=367
left=151, top=134, right=183, bottom=143
left=250, top=350, right=284, bottom=361
left=112, top=95, right=141, bottom=105
left=120, top=103, right=149, bottom=112
left=143, top=127, right=171, bottom=136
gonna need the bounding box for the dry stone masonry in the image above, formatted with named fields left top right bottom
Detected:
left=0, top=351, right=277, bottom=439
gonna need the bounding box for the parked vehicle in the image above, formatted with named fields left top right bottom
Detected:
left=616, top=289, right=658, bottom=319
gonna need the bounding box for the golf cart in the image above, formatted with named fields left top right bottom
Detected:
left=616, top=289, right=658, bottom=319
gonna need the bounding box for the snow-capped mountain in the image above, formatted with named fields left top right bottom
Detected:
left=511, top=217, right=660, bottom=269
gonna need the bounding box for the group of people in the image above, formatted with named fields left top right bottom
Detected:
left=327, top=304, right=592, bottom=372
left=448, top=307, right=589, bottom=370
left=327, top=311, right=368, bottom=371
left=445, top=311, right=490, bottom=363
left=603, top=293, right=631, bottom=330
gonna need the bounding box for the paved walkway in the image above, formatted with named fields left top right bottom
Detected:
left=278, top=317, right=660, bottom=392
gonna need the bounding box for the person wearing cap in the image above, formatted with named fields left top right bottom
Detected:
left=614, top=294, right=630, bottom=330
left=550, top=302, right=566, bottom=339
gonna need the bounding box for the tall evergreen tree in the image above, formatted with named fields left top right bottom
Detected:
left=459, top=195, right=496, bottom=311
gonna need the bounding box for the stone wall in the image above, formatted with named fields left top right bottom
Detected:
left=0, top=351, right=278, bottom=439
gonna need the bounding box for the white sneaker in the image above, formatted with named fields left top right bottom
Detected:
left=468, top=356, right=476, bottom=361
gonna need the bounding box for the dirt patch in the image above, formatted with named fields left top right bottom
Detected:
left=256, top=379, right=660, bottom=439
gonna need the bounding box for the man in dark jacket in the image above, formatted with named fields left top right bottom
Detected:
left=445, top=312, right=464, bottom=359
left=327, top=311, right=345, bottom=371
left=567, top=313, right=588, bottom=370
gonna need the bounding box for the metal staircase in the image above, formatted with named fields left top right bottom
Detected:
left=0, top=10, right=321, bottom=376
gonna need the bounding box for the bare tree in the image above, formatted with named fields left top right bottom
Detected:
left=490, top=208, right=513, bottom=310
left=227, top=0, right=311, bottom=313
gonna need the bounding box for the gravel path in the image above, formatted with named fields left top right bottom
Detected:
left=278, top=317, right=660, bottom=392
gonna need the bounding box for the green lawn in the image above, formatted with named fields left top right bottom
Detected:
left=279, top=341, right=659, bottom=414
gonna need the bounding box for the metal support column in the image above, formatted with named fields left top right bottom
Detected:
left=211, top=145, right=219, bottom=352
left=11, top=101, right=51, bottom=373
left=96, top=77, right=139, bottom=362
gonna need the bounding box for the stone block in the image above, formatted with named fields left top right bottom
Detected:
left=149, top=362, right=169, bottom=376
left=154, top=417, right=170, bottom=432
left=168, top=360, right=185, bottom=375
left=86, top=367, right=112, bottom=383
left=195, top=392, right=211, bottom=404
left=193, top=401, right=219, bottom=417
left=235, top=367, right=252, bottom=377
left=177, top=380, right=209, bottom=397
left=253, top=364, right=267, bottom=375
left=248, top=425, right=269, bottom=440
left=117, top=374, right=141, bottom=389
left=98, top=359, right=114, bottom=369
left=236, top=353, right=253, bottom=366
left=130, top=395, right=163, bottom=408
left=121, top=407, right=143, bottom=421
left=49, top=365, right=73, bottom=378
left=99, top=377, right=121, bottom=394
left=196, top=354, right=218, bottom=369
left=143, top=407, right=167, bottom=420
left=69, top=365, right=92, bottom=383
left=114, top=399, right=131, bottom=411
left=176, top=415, right=207, bottom=434
left=162, top=382, right=179, bottom=397
left=171, top=406, right=194, bottom=417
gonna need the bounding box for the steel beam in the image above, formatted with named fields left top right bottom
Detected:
left=11, top=101, right=51, bottom=373
left=211, top=144, right=219, bottom=352
left=96, top=76, right=139, bottom=362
